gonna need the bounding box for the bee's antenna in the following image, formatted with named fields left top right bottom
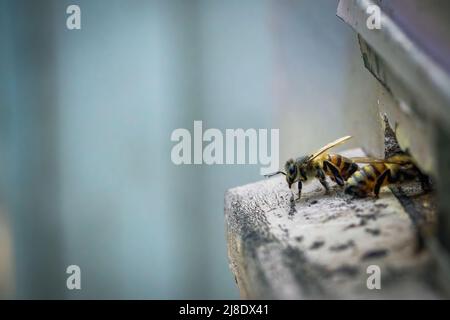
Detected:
left=264, top=171, right=286, bottom=178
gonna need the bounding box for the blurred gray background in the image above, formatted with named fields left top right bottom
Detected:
left=0, top=0, right=376, bottom=299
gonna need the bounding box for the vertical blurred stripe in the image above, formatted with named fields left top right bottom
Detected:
left=0, top=0, right=65, bottom=299
left=0, top=212, right=14, bottom=298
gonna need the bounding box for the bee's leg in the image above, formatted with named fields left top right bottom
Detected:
left=348, top=162, right=359, bottom=176
left=316, top=168, right=330, bottom=194
left=323, top=160, right=345, bottom=186
left=374, top=169, right=392, bottom=197
left=297, top=181, right=303, bottom=200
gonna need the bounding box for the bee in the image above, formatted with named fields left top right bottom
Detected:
left=344, top=154, right=429, bottom=198
left=266, top=136, right=358, bottom=199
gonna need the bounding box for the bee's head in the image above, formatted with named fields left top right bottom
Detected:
left=288, top=156, right=310, bottom=186
left=297, top=155, right=309, bottom=166
left=284, top=159, right=298, bottom=188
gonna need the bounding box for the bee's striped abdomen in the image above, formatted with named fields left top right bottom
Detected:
left=325, top=154, right=358, bottom=181
left=345, top=163, right=387, bottom=197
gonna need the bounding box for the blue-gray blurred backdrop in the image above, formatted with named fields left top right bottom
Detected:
left=0, top=0, right=376, bottom=298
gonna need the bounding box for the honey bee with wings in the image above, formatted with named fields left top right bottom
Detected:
left=266, top=136, right=358, bottom=199
left=345, top=154, right=429, bottom=198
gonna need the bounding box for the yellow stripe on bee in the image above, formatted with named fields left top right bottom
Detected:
left=353, top=171, right=363, bottom=180
left=362, top=165, right=376, bottom=181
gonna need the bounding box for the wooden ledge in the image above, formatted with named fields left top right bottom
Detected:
left=225, top=149, right=442, bottom=299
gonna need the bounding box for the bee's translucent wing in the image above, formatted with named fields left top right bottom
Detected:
left=308, top=136, right=352, bottom=161
left=351, top=156, right=411, bottom=165
left=350, top=157, right=386, bottom=164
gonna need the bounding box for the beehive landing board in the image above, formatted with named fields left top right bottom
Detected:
left=224, top=149, right=440, bottom=299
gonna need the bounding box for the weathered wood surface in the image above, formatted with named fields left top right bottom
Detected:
left=225, top=149, right=442, bottom=299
